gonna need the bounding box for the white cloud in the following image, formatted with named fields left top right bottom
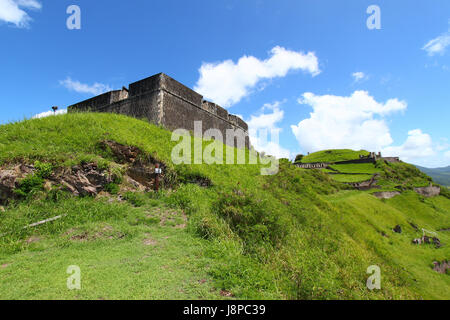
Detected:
left=382, top=129, right=435, bottom=162
left=290, top=91, right=407, bottom=153
left=352, top=72, right=368, bottom=83
left=60, top=77, right=112, bottom=96
left=194, top=46, right=320, bottom=107
left=33, top=109, right=67, bottom=119
left=445, top=150, right=450, bottom=159
left=247, top=101, right=291, bottom=159
left=0, top=0, right=41, bottom=28
left=423, top=31, right=450, bottom=56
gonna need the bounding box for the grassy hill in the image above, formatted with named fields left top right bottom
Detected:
left=0, top=113, right=449, bottom=300
left=416, top=165, right=450, bottom=187
left=299, top=149, right=370, bottom=163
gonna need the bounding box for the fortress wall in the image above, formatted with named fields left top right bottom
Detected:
left=68, top=89, right=129, bottom=112
left=161, top=88, right=249, bottom=147
left=129, top=74, right=162, bottom=97
left=93, top=91, right=162, bottom=123
left=68, top=91, right=115, bottom=112
left=382, top=157, right=400, bottom=163
left=67, top=73, right=249, bottom=148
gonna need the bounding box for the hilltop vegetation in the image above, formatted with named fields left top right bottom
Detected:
left=0, top=113, right=449, bottom=300
left=298, top=149, right=370, bottom=164
left=299, top=150, right=434, bottom=188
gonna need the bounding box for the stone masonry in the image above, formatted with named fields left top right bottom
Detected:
left=67, top=73, right=249, bottom=148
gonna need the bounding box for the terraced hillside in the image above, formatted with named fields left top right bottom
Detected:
left=0, top=114, right=449, bottom=299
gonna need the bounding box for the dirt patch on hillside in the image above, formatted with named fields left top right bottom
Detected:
left=67, top=225, right=125, bottom=242
left=143, top=237, right=158, bottom=246
left=432, top=260, right=449, bottom=274
left=373, top=191, right=401, bottom=199
left=25, top=236, right=42, bottom=244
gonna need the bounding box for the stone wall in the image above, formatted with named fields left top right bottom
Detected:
left=295, top=162, right=329, bottom=169
left=68, top=73, right=249, bottom=148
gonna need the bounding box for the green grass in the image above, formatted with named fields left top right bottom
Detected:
left=330, top=174, right=374, bottom=183
left=0, top=198, right=226, bottom=299
left=0, top=113, right=449, bottom=300
left=300, top=149, right=370, bottom=163
left=329, top=163, right=381, bottom=174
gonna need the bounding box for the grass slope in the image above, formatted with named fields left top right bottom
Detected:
left=0, top=113, right=449, bottom=300
left=300, top=149, right=370, bottom=164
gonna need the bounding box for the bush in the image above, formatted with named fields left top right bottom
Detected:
left=215, top=189, right=286, bottom=252
left=14, top=174, right=44, bottom=198
left=294, top=154, right=304, bottom=163
left=104, top=183, right=120, bottom=195
left=34, top=161, right=53, bottom=178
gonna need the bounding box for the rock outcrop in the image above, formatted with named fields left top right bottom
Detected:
left=432, top=260, right=449, bottom=274
left=373, top=191, right=401, bottom=199
left=414, top=184, right=440, bottom=197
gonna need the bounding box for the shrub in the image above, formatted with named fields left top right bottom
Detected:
left=14, top=174, right=44, bottom=198
left=104, top=183, right=120, bottom=195
left=294, top=154, right=304, bottom=163
left=34, top=161, right=53, bottom=178
left=215, top=189, right=286, bottom=252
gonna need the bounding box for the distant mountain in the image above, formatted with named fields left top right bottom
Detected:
left=415, top=165, right=450, bottom=187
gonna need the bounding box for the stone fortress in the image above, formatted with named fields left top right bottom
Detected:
left=68, top=73, right=249, bottom=148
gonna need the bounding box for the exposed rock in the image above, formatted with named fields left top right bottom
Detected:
left=432, top=261, right=449, bottom=274
left=56, top=163, right=112, bottom=196
left=393, top=225, right=402, bottom=233
left=414, top=184, right=440, bottom=197
left=0, top=141, right=169, bottom=202
left=0, top=170, right=18, bottom=204
left=124, top=176, right=146, bottom=191
left=99, top=140, right=141, bottom=164
left=0, top=165, right=36, bottom=204
left=373, top=191, right=401, bottom=199
left=127, top=164, right=155, bottom=188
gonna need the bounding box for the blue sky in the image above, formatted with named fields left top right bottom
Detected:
left=0, top=0, right=449, bottom=167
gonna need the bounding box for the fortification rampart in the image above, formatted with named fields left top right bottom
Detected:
left=68, top=73, right=249, bottom=148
